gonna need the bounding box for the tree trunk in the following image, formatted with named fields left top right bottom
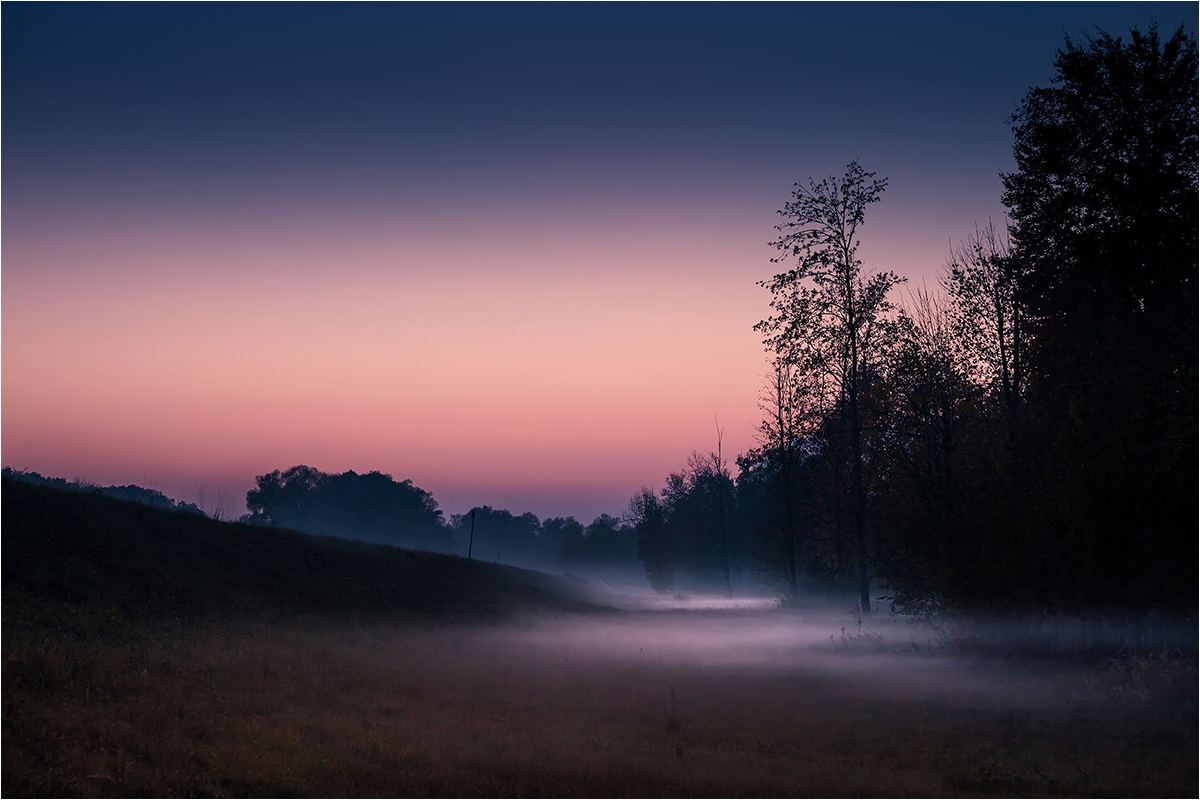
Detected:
left=782, top=468, right=798, bottom=596
left=845, top=247, right=872, bottom=616
left=718, top=489, right=733, bottom=598
left=779, top=419, right=798, bottom=597
left=849, top=385, right=872, bottom=615
left=715, top=429, right=733, bottom=598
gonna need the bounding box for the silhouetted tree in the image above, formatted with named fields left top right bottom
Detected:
left=711, top=423, right=734, bottom=597
left=869, top=24, right=1197, bottom=616
left=757, top=161, right=905, bottom=613
left=541, top=516, right=585, bottom=564
left=669, top=453, right=738, bottom=589
left=450, top=506, right=543, bottom=566
left=628, top=488, right=673, bottom=592
left=735, top=364, right=824, bottom=597
left=1001, top=24, right=1197, bottom=613
left=870, top=289, right=982, bottom=613
left=560, top=514, right=639, bottom=577
left=1004, top=25, right=1196, bottom=336
left=628, top=452, right=739, bottom=594
left=943, top=221, right=1026, bottom=423
left=246, top=466, right=449, bottom=551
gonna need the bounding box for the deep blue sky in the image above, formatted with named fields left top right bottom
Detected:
left=6, top=3, right=1195, bottom=192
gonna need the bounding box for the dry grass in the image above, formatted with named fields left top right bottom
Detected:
left=4, top=613, right=1196, bottom=798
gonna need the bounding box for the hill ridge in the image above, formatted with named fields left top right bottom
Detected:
left=1, top=478, right=592, bottom=626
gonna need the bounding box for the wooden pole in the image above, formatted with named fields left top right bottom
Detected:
left=468, top=508, right=476, bottom=560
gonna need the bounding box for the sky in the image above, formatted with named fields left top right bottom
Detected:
left=3, top=2, right=1195, bottom=520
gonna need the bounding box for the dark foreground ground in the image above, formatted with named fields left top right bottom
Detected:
left=3, top=481, right=1197, bottom=797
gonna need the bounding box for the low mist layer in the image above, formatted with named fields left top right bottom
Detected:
left=6, top=604, right=1196, bottom=797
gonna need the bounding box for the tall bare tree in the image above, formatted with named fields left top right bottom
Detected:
left=942, top=220, right=1026, bottom=422
left=756, top=161, right=904, bottom=614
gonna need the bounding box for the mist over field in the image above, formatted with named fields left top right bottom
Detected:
left=2, top=479, right=1197, bottom=797
left=8, top=591, right=1196, bottom=795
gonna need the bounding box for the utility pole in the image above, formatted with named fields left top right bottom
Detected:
left=468, top=508, right=476, bottom=560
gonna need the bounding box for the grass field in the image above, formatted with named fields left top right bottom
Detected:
left=3, top=480, right=1196, bottom=797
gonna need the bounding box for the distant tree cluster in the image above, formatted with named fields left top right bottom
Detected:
left=243, top=465, right=642, bottom=577
left=2, top=468, right=206, bottom=517
left=628, top=449, right=736, bottom=594
left=632, top=24, right=1197, bottom=617
left=448, top=507, right=638, bottom=577
left=244, top=465, right=450, bottom=551
left=3, top=462, right=642, bottom=580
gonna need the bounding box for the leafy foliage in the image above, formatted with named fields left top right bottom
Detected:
left=874, top=24, right=1198, bottom=614
left=708, top=24, right=1198, bottom=616
left=246, top=465, right=450, bottom=551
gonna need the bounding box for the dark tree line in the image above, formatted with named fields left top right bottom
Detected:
left=633, top=24, right=1197, bottom=617
left=243, top=465, right=642, bottom=577
left=2, top=468, right=206, bottom=517
left=448, top=508, right=637, bottom=575
left=4, top=461, right=641, bottom=579
left=873, top=24, right=1196, bottom=616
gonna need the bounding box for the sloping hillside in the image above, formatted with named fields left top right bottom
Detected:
left=1, top=478, right=591, bottom=627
